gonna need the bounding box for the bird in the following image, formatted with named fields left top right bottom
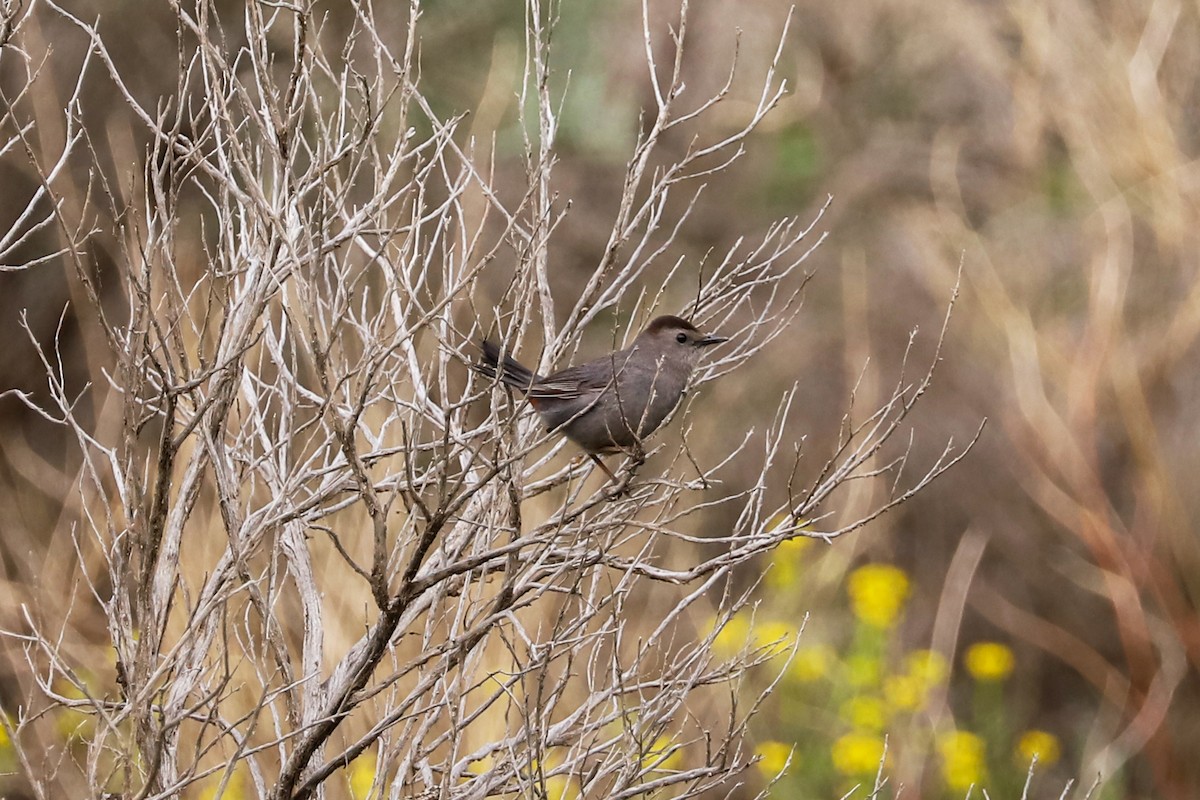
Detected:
left=476, top=315, right=728, bottom=483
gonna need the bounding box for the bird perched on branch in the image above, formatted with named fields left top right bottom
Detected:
left=477, top=315, right=728, bottom=483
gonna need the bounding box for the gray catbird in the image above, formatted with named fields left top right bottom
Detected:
left=477, top=315, right=728, bottom=483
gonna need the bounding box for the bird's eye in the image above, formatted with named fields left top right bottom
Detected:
left=675, top=332, right=688, bottom=344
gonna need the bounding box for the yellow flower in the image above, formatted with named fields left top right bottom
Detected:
left=964, top=642, right=1015, bottom=682
left=765, top=511, right=815, bottom=536
left=790, top=644, right=835, bottom=683
left=709, top=613, right=796, bottom=657
left=767, top=534, right=815, bottom=590
left=883, top=674, right=925, bottom=712
left=710, top=613, right=752, bottom=656
left=54, top=706, right=93, bottom=742
left=765, top=510, right=792, bottom=533
left=643, top=735, right=683, bottom=772
left=52, top=675, right=101, bottom=743
left=780, top=534, right=814, bottom=554
left=545, top=772, right=579, bottom=800
left=754, top=620, right=798, bottom=657
left=754, top=740, right=794, bottom=777
left=906, top=649, right=949, bottom=687
left=199, top=770, right=246, bottom=800
left=831, top=732, right=887, bottom=775
left=777, top=536, right=814, bottom=560
left=847, top=564, right=910, bottom=628
left=938, top=731, right=988, bottom=791
left=529, top=755, right=579, bottom=800
left=1016, top=730, right=1061, bottom=766
left=460, top=754, right=494, bottom=784
left=349, top=752, right=377, bottom=799
left=839, top=696, right=887, bottom=731
left=845, top=653, right=883, bottom=688
left=765, top=557, right=798, bottom=590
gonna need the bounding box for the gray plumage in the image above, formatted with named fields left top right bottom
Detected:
left=477, top=316, right=727, bottom=481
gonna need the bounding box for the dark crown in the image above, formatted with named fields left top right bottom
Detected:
left=644, top=315, right=699, bottom=334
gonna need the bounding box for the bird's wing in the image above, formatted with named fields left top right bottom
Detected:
left=527, top=361, right=614, bottom=402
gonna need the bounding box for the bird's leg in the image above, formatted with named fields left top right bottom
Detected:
left=588, top=453, right=620, bottom=486
left=600, top=444, right=646, bottom=498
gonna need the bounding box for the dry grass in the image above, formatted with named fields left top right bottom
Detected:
left=0, top=0, right=1197, bottom=798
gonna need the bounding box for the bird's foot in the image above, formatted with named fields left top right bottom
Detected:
left=626, top=442, right=646, bottom=468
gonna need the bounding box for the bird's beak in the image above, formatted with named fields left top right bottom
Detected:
left=697, top=334, right=728, bottom=347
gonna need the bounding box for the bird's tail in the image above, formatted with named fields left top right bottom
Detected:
left=477, top=340, right=541, bottom=393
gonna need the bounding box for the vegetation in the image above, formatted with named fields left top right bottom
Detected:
left=0, top=1, right=1197, bottom=798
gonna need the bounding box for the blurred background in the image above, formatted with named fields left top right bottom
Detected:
left=1, top=0, right=1198, bottom=798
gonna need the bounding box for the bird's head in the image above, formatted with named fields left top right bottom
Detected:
left=638, top=315, right=728, bottom=365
